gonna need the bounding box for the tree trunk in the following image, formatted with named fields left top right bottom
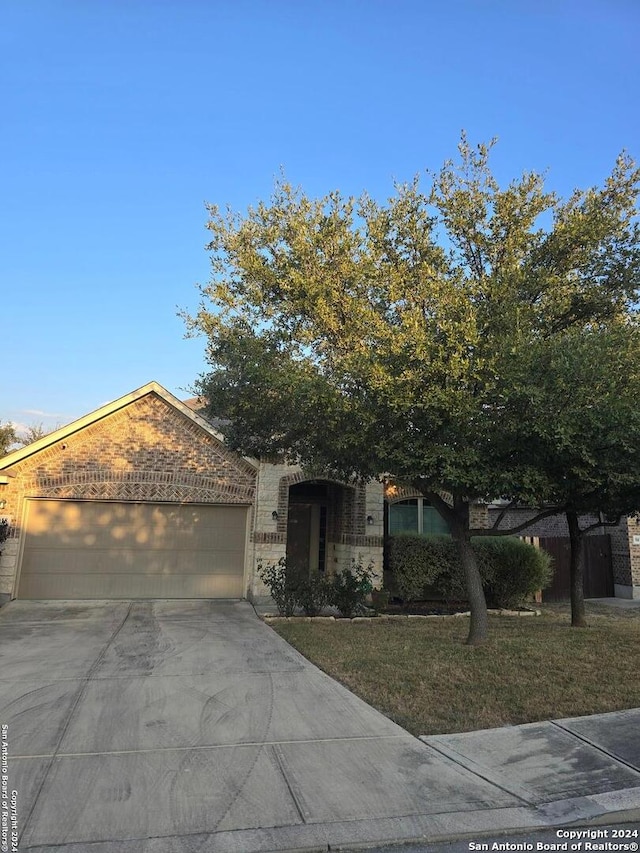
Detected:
left=455, top=533, right=489, bottom=645
left=421, top=488, right=490, bottom=645
left=567, top=509, right=588, bottom=628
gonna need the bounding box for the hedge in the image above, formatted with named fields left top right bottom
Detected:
left=386, top=534, right=552, bottom=609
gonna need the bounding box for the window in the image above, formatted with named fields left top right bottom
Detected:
left=388, top=498, right=450, bottom=536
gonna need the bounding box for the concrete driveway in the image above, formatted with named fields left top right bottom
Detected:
left=1, top=600, right=639, bottom=852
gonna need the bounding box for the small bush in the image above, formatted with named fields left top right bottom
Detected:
left=386, top=534, right=552, bottom=608
left=370, top=589, right=391, bottom=612
left=257, top=558, right=299, bottom=616
left=296, top=572, right=332, bottom=616
left=330, top=559, right=375, bottom=617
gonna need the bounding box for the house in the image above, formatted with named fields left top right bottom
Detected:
left=0, top=382, right=384, bottom=604
left=3, top=380, right=637, bottom=605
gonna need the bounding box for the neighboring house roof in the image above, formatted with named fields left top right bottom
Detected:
left=182, top=396, right=231, bottom=435
left=182, top=396, right=207, bottom=412
left=0, top=381, right=257, bottom=472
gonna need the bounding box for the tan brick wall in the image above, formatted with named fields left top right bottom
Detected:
left=0, top=392, right=257, bottom=596
left=469, top=502, right=489, bottom=529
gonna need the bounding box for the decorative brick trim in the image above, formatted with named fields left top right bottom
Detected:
left=384, top=483, right=451, bottom=504
left=0, top=391, right=259, bottom=596
left=37, top=479, right=252, bottom=504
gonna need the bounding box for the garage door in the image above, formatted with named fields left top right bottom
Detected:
left=18, top=500, right=248, bottom=599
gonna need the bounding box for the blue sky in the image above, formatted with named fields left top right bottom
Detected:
left=2, top=0, right=639, bottom=436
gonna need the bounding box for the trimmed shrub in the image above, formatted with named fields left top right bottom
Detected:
left=330, top=559, right=375, bottom=617
left=433, top=544, right=468, bottom=603
left=386, top=534, right=552, bottom=608
left=386, top=535, right=454, bottom=603
left=473, top=537, right=552, bottom=609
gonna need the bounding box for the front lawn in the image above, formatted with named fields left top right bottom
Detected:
left=271, top=603, right=640, bottom=736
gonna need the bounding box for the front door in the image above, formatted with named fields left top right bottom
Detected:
left=286, top=502, right=327, bottom=575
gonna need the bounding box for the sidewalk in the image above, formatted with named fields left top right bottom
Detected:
left=420, top=707, right=640, bottom=840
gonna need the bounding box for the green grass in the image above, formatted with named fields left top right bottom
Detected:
left=271, top=602, right=640, bottom=736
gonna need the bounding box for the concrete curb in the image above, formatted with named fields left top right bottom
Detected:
left=23, top=799, right=640, bottom=853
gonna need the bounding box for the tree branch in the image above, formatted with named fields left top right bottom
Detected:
left=488, top=500, right=517, bottom=530
left=470, top=506, right=562, bottom=536
left=580, top=514, right=623, bottom=535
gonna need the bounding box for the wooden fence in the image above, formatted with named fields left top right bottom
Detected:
left=521, top=534, right=613, bottom=601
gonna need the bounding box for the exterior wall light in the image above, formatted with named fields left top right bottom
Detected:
left=366, top=515, right=374, bottom=525
left=272, top=510, right=279, bottom=521
left=0, top=500, right=6, bottom=510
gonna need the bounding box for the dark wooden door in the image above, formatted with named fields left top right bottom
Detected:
left=286, top=504, right=312, bottom=575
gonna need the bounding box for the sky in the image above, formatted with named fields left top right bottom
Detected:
left=2, top=0, right=639, bottom=436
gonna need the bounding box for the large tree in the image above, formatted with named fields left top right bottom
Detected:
left=187, top=138, right=640, bottom=644
left=508, top=322, right=640, bottom=626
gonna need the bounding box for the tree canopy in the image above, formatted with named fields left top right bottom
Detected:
left=187, top=137, right=640, bottom=643
left=0, top=422, right=17, bottom=458
left=504, top=320, right=640, bottom=625
left=19, top=423, right=50, bottom=447
left=0, top=421, right=52, bottom=457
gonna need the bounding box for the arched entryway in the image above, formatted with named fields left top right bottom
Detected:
left=284, top=478, right=358, bottom=577
left=249, top=466, right=384, bottom=600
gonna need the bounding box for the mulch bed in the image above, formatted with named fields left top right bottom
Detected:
left=380, top=600, right=470, bottom=616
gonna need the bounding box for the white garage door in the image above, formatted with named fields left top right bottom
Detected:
left=18, top=500, right=248, bottom=599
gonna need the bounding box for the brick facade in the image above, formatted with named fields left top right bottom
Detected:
left=625, top=518, right=640, bottom=597
left=0, top=391, right=257, bottom=598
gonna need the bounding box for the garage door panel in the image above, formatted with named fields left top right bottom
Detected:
left=19, top=501, right=248, bottom=599
left=18, top=573, right=244, bottom=600
left=22, top=549, right=244, bottom=576
left=26, top=503, right=246, bottom=552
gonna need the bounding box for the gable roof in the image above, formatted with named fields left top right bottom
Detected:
left=0, top=381, right=258, bottom=472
